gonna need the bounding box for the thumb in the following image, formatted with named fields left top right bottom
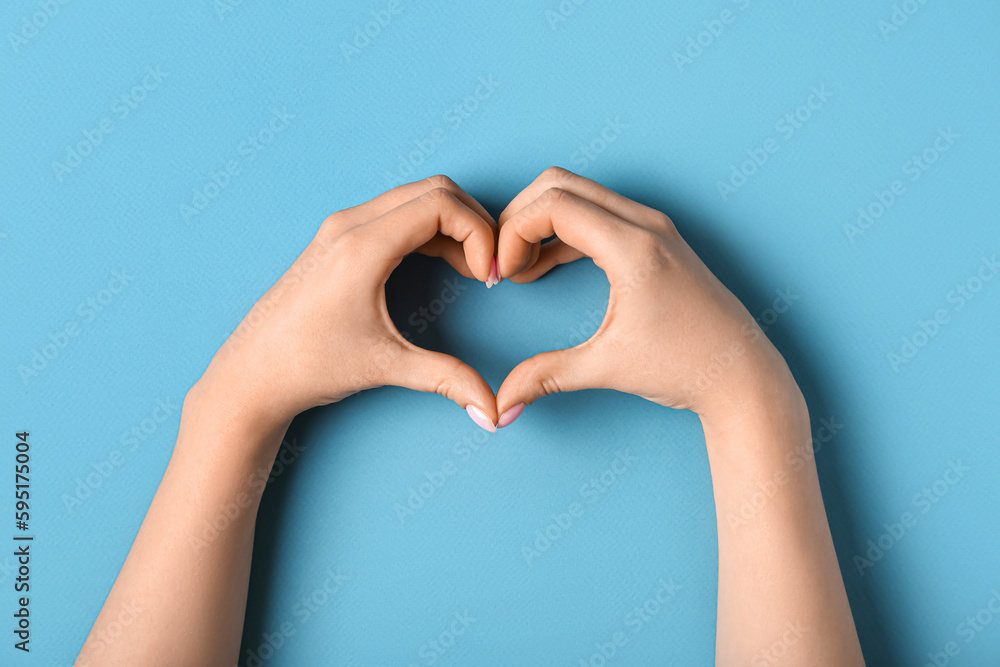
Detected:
left=496, top=346, right=603, bottom=428
left=388, top=345, right=499, bottom=433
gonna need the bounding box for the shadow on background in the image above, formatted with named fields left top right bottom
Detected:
left=239, top=403, right=348, bottom=665
left=384, top=254, right=459, bottom=356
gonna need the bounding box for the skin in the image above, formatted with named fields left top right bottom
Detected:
left=77, top=170, right=864, bottom=666
left=495, top=168, right=865, bottom=665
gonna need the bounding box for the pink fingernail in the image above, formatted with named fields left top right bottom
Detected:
left=486, top=257, right=499, bottom=288
left=494, top=256, right=502, bottom=284
left=466, top=405, right=496, bottom=433
left=497, top=402, right=526, bottom=428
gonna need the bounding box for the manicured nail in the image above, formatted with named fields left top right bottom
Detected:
left=486, top=257, right=499, bottom=288
left=493, top=256, right=502, bottom=284
left=466, top=405, right=496, bottom=433
left=497, top=402, right=526, bottom=428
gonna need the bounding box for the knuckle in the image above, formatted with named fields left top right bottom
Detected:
left=539, top=375, right=562, bottom=397
left=425, top=174, right=457, bottom=191
left=650, top=211, right=675, bottom=231
left=538, top=186, right=569, bottom=207
left=433, top=360, right=466, bottom=401
left=319, top=210, right=349, bottom=234
left=330, top=227, right=365, bottom=255
left=523, top=356, right=562, bottom=397
left=628, top=227, right=667, bottom=260
left=434, top=377, right=455, bottom=401
left=540, top=165, right=572, bottom=185
left=421, top=186, right=456, bottom=205
left=653, top=212, right=682, bottom=243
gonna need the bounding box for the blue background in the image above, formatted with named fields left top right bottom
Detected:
left=2, top=0, right=998, bottom=664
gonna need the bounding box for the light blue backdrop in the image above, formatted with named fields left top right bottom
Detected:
left=2, top=1, right=998, bottom=665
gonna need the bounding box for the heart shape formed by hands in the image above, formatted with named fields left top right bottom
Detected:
left=204, top=167, right=785, bottom=441
left=369, top=168, right=785, bottom=434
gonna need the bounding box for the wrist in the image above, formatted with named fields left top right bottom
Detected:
left=694, top=333, right=800, bottom=419
left=698, top=363, right=810, bottom=461
left=180, top=377, right=293, bottom=469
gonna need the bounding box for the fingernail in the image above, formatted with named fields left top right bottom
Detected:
left=466, top=405, right=496, bottom=433
left=486, top=257, right=499, bottom=288
left=497, top=402, right=526, bottom=428
left=494, top=256, right=502, bottom=284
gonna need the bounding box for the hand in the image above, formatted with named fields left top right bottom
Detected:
left=495, top=167, right=795, bottom=426
left=190, top=175, right=503, bottom=447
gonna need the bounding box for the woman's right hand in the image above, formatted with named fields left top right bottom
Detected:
left=189, top=175, right=502, bottom=449
left=494, top=167, right=797, bottom=427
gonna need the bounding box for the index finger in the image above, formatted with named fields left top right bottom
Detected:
left=499, top=167, right=663, bottom=228
left=497, top=187, right=645, bottom=282
left=335, top=174, right=497, bottom=232
left=356, top=187, right=497, bottom=282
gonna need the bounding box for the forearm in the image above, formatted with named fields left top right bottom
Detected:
left=702, top=370, right=864, bottom=666
left=77, top=384, right=289, bottom=667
